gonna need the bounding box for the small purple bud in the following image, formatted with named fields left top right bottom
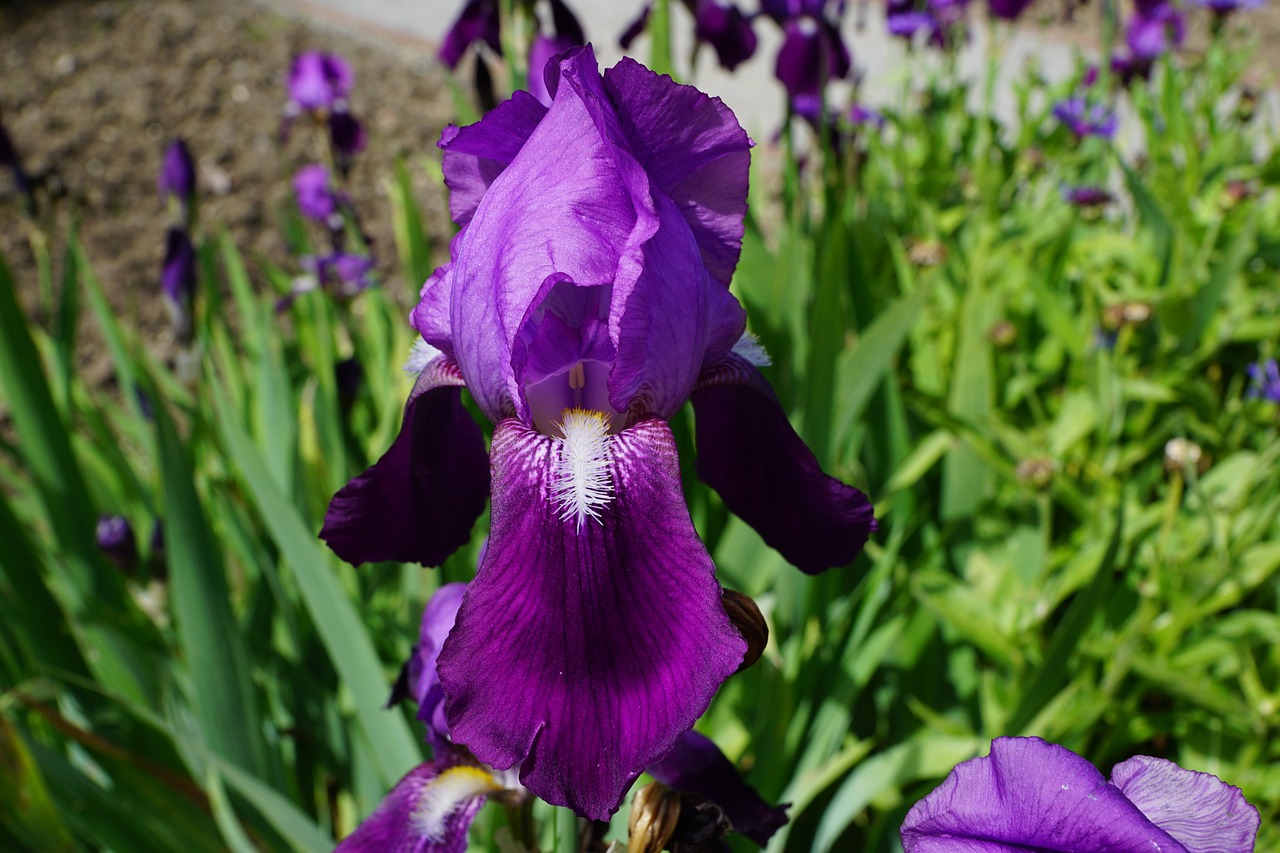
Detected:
left=328, top=112, right=367, bottom=169
left=1061, top=184, right=1114, bottom=208
left=161, top=228, right=197, bottom=340
left=97, top=515, right=138, bottom=571
left=1126, top=2, right=1185, bottom=61
left=1052, top=97, right=1117, bottom=139
left=157, top=139, right=196, bottom=214
left=287, top=51, right=354, bottom=113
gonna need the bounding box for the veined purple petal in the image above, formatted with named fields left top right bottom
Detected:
left=439, top=0, right=501, bottom=70
left=320, top=357, right=488, bottom=567
left=901, top=737, right=1192, bottom=853
left=691, top=355, right=875, bottom=574
left=1110, top=756, right=1259, bottom=853
left=648, top=730, right=789, bottom=846
left=602, top=57, right=753, bottom=289
left=335, top=759, right=495, bottom=853
left=437, top=418, right=745, bottom=820
left=438, top=92, right=549, bottom=227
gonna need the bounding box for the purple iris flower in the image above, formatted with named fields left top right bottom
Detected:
left=328, top=112, right=368, bottom=164
left=96, top=514, right=138, bottom=570
left=1247, top=358, right=1280, bottom=402
left=1192, top=0, right=1264, bottom=14
left=849, top=104, right=886, bottom=128
left=439, top=0, right=502, bottom=69
left=526, top=0, right=586, bottom=106
left=1062, top=184, right=1114, bottom=208
left=694, top=1, right=759, bottom=71
left=293, top=163, right=343, bottom=227
left=161, top=227, right=197, bottom=340
left=1127, top=2, right=1186, bottom=61
left=902, top=736, right=1259, bottom=852
left=765, top=1, right=852, bottom=98
left=1052, top=96, right=1118, bottom=139
left=286, top=51, right=354, bottom=114
left=157, top=138, right=196, bottom=218
left=321, top=46, right=875, bottom=819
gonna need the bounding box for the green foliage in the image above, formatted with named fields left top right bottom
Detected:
left=1, top=25, right=1278, bottom=853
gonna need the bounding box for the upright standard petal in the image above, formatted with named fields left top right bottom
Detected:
left=438, top=91, right=548, bottom=227
left=437, top=418, right=745, bottom=820
left=1110, top=755, right=1259, bottom=853
left=321, top=357, right=488, bottom=567
left=648, top=730, right=789, bottom=847
left=602, top=57, right=752, bottom=289
left=901, top=737, right=1191, bottom=853
left=691, top=355, right=875, bottom=574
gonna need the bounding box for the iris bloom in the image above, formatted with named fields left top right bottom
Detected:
left=1126, top=1, right=1186, bottom=61
left=1247, top=358, right=1280, bottom=403
left=346, top=584, right=787, bottom=850
left=761, top=0, right=852, bottom=98
left=293, top=163, right=344, bottom=228
left=526, top=0, right=586, bottom=106
left=157, top=138, right=195, bottom=221
left=321, top=45, right=874, bottom=819
left=901, top=736, right=1259, bottom=852
left=286, top=51, right=353, bottom=114
left=1052, top=97, right=1118, bottom=139
left=620, top=1, right=758, bottom=72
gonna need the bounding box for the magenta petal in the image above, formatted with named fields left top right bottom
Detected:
left=647, top=730, right=788, bottom=846
left=901, top=737, right=1189, bottom=853
left=438, top=92, right=548, bottom=227
left=438, top=418, right=746, bottom=820
left=691, top=356, right=875, bottom=574
left=602, top=58, right=752, bottom=288
left=320, top=358, right=488, bottom=567
left=1110, top=756, right=1259, bottom=853
left=335, top=760, right=484, bottom=853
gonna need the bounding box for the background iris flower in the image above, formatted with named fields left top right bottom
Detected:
left=321, top=44, right=874, bottom=820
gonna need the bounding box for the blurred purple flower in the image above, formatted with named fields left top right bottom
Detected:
left=293, top=163, right=343, bottom=226
left=439, top=0, right=502, bottom=69
left=286, top=51, right=354, bottom=114
left=328, top=111, right=367, bottom=165
left=321, top=46, right=874, bottom=820
left=527, top=0, right=586, bottom=106
left=96, top=514, right=138, bottom=570
left=1247, top=358, right=1280, bottom=402
left=1053, top=96, right=1117, bottom=138
left=161, top=227, right=197, bottom=340
left=760, top=0, right=851, bottom=97
left=1192, top=0, right=1264, bottom=14
left=1062, top=184, right=1114, bottom=208
left=849, top=103, right=886, bottom=128
left=313, top=252, right=375, bottom=296
left=988, top=0, right=1035, bottom=18
left=1127, top=2, right=1186, bottom=60
left=157, top=139, right=195, bottom=216
left=902, top=737, right=1259, bottom=853
left=695, top=1, right=759, bottom=70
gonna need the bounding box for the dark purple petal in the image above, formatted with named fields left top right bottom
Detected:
left=691, top=356, right=875, bottom=574
left=162, top=227, right=197, bottom=338
left=438, top=418, right=745, bottom=820
left=287, top=51, right=354, bottom=111
left=775, top=20, right=827, bottom=100
left=438, top=92, right=548, bottom=227
left=1110, top=756, right=1260, bottom=853
left=320, top=357, right=488, bottom=567
left=96, top=514, right=138, bottom=570
left=648, top=730, right=788, bottom=846
left=695, top=2, right=759, bottom=71
left=334, top=759, right=493, bottom=853
left=1127, top=4, right=1185, bottom=60
left=157, top=139, right=195, bottom=209
left=328, top=111, right=368, bottom=160
left=316, top=253, right=375, bottom=296
left=988, top=0, right=1033, bottom=17
left=602, top=57, right=753, bottom=288
left=439, top=0, right=501, bottom=69
left=619, top=3, right=652, bottom=48
left=548, top=0, right=586, bottom=44
left=901, top=737, right=1190, bottom=853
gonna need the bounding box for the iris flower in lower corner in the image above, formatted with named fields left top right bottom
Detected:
left=320, top=45, right=875, bottom=821
left=901, top=736, right=1259, bottom=853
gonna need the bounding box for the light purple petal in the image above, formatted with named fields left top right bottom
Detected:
left=691, top=356, right=875, bottom=573
left=287, top=51, right=353, bottom=111
left=648, top=730, right=788, bottom=846
left=335, top=759, right=487, bottom=853
left=449, top=46, right=656, bottom=423
left=320, top=357, right=488, bottom=567
left=437, top=418, right=745, bottom=820
left=901, top=737, right=1189, bottom=853
left=1110, top=756, right=1259, bottom=853
left=413, top=583, right=468, bottom=754
left=602, top=57, right=753, bottom=289
left=438, top=91, right=548, bottom=227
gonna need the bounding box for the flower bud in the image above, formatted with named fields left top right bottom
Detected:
left=1015, top=457, right=1057, bottom=491
left=907, top=239, right=946, bottom=268
left=1164, top=437, right=1207, bottom=475
left=96, top=514, right=137, bottom=571
left=722, top=589, right=768, bottom=672
left=987, top=320, right=1017, bottom=349
left=628, top=781, right=681, bottom=853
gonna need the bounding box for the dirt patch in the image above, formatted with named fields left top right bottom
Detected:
left=0, top=0, right=456, bottom=383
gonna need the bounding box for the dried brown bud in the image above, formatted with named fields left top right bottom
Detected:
left=907, top=239, right=947, bottom=268
left=629, top=782, right=681, bottom=853
left=1164, top=437, right=1209, bottom=475
left=1101, top=301, right=1152, bottom=331
left=1015, top=457, right=1058, bottom=491
left=1237, top=87, right=1258, bottom=123
left=987, top=320, right=1018, bottom=348
left=722, top=589, right=768, bottom=672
